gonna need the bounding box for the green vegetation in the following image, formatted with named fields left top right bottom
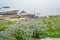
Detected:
left=0, top=36, right=17, bottom=40
left=12, top=26, right=34, bottom=40
left=12, top=15, right=60, bottom=40
left=0, top=15, right=60, bottom=40
left=0, top=20, right=17, bottom=31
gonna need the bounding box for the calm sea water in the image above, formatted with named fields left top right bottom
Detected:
left=0, top=0, right=60, bottom=16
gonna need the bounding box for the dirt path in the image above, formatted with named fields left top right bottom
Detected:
left=35, top=38, right=60, bottom=40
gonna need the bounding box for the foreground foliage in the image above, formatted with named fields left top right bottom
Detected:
left=0, top=20, right=17, bottom=31
left=0, top=15, right=60, bottom=40
left=12, top=16, right=60, bottom=40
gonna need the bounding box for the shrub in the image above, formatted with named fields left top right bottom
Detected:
left=12, top=27, right=25, bottom=40
left=12, top=26, right=34, bottom=40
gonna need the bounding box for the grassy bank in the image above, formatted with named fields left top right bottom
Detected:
left=12, top=16, right=60, bottom=40
left=0, top=20, right=17, bottom=31
left=0, top=15, right=60, bottom=40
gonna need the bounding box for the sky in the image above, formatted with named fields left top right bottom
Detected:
left=0, top=0, right=60, bottom=16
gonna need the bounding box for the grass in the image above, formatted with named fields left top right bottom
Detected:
left=0, top=15, right=60, bottom=40
left=12, top=26, right=34, bottom=40
left=0, top=20, right=17, bottom=31
left=12, top=15, right=60, bottom=40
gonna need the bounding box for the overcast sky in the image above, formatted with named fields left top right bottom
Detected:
left=0, top=0, right=60, bottom=16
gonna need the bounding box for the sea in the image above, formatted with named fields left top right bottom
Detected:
left=0, top=0, right=60, bottom=16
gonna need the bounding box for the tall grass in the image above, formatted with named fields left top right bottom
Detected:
left=0, top=20, right=17, bottom=31
left=12, top=16, right=60, bottom=40
left=0, top=15, right=60, bottom=40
